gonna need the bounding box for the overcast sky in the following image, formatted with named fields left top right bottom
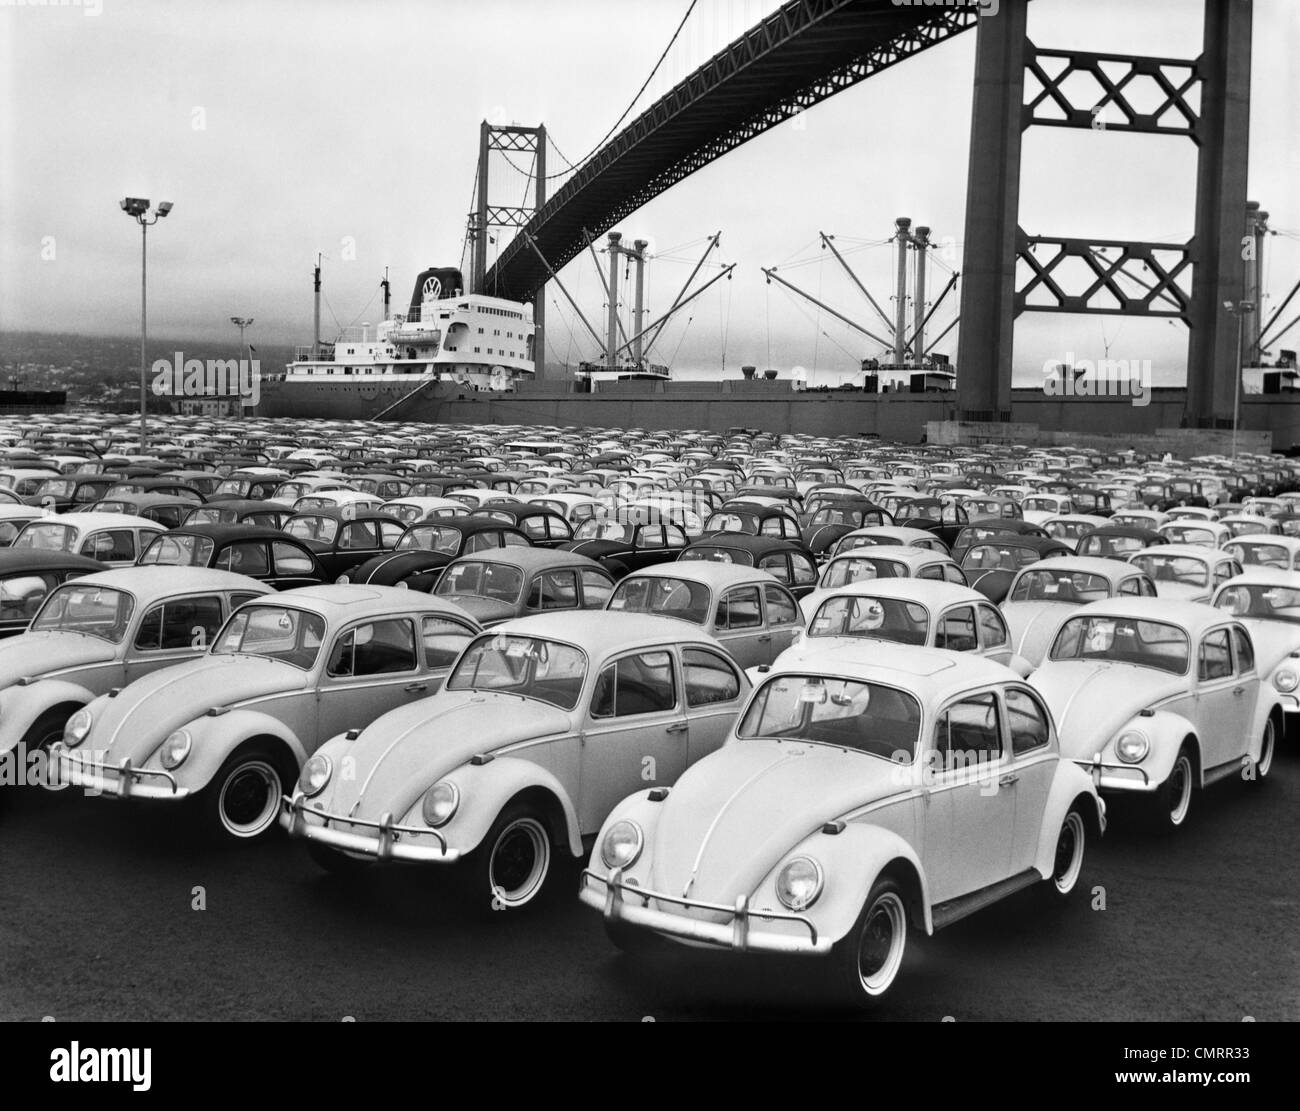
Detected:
left=1, top=0, right=1297, bottom=384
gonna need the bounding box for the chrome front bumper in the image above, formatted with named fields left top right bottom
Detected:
left=51, top=744, right=188, bottom=800
left=280, top=793, right=458, bottom=863
left=579, top=868, right=832, bottom=955
left=1079, top=754, right=1154, bottom=795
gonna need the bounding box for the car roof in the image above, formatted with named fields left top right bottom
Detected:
left=444, top=546, right=603, bottom=572
left=264, top=584, right=482, bottom=621
left=69, top=566, right=275, bottom=595
left=685, top=534, right=803, bottom=555
left=1068, top=596, right=1239, bottom=632
left=0, top=548, right=105, bottom=573
left=826, top=544, right=949, bottom=567
left=152, top=523, right=298, bottom=543
left=493, top=610, right=724, bottom=657
left=766, top=643, right=1018, bottom=702
left=812, top=579, right=990, bottom=608
left=21, top=512, right=163, bottom=530
left=1013, top=556, right=1148, bottom=580
left=1133, top=543, right=1235, bottom=560
left=621, top=561, right=782, bottom=588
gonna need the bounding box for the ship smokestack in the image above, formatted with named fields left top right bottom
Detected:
left=632, top=239, right=648, bottom=369
left=894, top=218, right=911, bottom=367
left=913, top=226, right=930, bottom=367
left=606, top=232, right=623, bottom=371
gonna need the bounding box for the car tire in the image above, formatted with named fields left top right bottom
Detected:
left=22, top=708, right=75, bottom=792
left=1039, top=806, right=1086, bottom=901
left=1154, top=743, right=1195, bottom=831
left=307, top=841, right=372, bottom=877
left=471, top=803, right=553, bottom=912
left=201, top=745, right=288, bottom=842
left=1253, top=718, right=1276, bottom=783
left=829, top=878, right=908, bottom=1008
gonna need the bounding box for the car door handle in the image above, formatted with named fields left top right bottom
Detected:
left=757, top=634, right=772, bottom=643
left=997, top=773, right=1019, bottom=787
left=1232, top=686, right=1245, bottom=696
left=665, top=722, right=689, bottom=734
left=403, top=682, right=428, bottom=693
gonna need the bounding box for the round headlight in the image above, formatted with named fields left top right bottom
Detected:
left=421, top=780, right=459, bottom=827
left=299, top=754, right=332, bottom=797
left=776, top=856, right=824, bottom=911
left=64, top=708, right=92, bottom=748
left=336, top=574, right=350, bottom=584
left=1115, top=730, right=1150, bottom=764
left=1274, top=668, right=1298, bottom=693
left=159, top=728, right=192, bottom=770
left=600, top=819, right=644, bottom=870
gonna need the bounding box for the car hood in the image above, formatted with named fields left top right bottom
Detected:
left=1030, top=660, right=1187, bottom=759
left=319, top=690, right=570, bottom=822
left=1237, top=618, right=1300, bottom=672
left=0, top=631, right=117, bottom=685
left=90, top=654, right=309, bottom=763
left=648, top=738, right=908, bottom=909
left=1002, top=601, right=1075, bottom=664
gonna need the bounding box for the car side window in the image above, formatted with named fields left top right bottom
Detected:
left=759, top=516, right=785, bottom=537
left=936, top=606, right=977, bottom=652
left=546, top=517, right=574, bottom=541
left=464, top=532, right=496, bottom=553
left=757, top=554, right=791, bottom=583
left=580, top=569, right=614, bottom=606
left=763, top=584, right=799, bottom=626
left=217, top=541, right=270, bottom=577
left=591, top=650, right=678, bottom=718
left=682, top=647, right=742, bottom=707
left=328, top=618, right=418, bottom=677
left=1006, top=688, right=1050, bottom=755
left=935, top=692, right=1003, bottom=770
left=790, top=554, right=818, bottom=586
left=715, top=586, right=762, bottom=631
left=1231, top=627, right=1255, bottom=673
left=0, top=573, right=54, bottom=623
left=134, top=595, right=225, bottom=651
left=525, top=569, right=579, bottom=610
left=273, top=542, right=314, bottom=576
left=942, top=564, right=967, bottom=585
left=521, top=516, right=549, bottom=539
left=1198, top=629, right=1233, bottom=681
left=1118, top=576, right=1143, bottom=596
left=978, top=605, right=1009, bottom=648
left=229, top=592, right=262, bottom=611
left=638, top=525, right=667, bottom=549
left=82, top=529, right=135, bottom=562
left=379, top=520, right=405, bottom=547
left=340, top=521, right=379, bottom=550
left=501, top=530, right=530, bottom=548
left=421, top=615, right=476, bottom=669
left=664, top=525, right=688, bottom=548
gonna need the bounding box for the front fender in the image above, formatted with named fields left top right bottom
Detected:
left=436, top=756, right=583, bottom=859
left=1100, top=710, right=1197, bottom=788
left=170, top=708, right=311, bottom=791
left=1249, top=694, right=1284, bottom=763
left=1033, top=762, right=1105, bottom=880
left=0, top=680, right=96, bottom=755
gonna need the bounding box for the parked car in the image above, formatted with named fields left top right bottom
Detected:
left=793, top=578, right=1031, bottom=675
left=283, top=612, right=753, bottom=906
left=1156, top=519, right=1232, bottom=549
left=0, top=568, right=272, bottom=759
left=806, top=546, right=967, bottom=617
left=580, top=643, right=1103, bottom=1005
left=182, top=499, right=294, bottom=530
left=1001, top=557, right=1158, bottom=667
left=949, top=519, right=1048, bottom=565
left=607, top=562, right=804, bottom=668
left=0, top=505, right=45, bottom=546
left=137, top=524, right=327, bottom=590
left=562, top=517, right=692, bottom=578
left=54, top=588, right=482, bottom=839
left=432, top=547, right=614, bottom=626
left=829, top=526, right=949, bottom=560
left=0, top=549, right=105, bottom=638
left=1041, top=514, right=1109, bottom=552
left=342, top=515, right=532, bottom=591
left=1029, top=598, right=1280, bottom=828
left=1222, top=534, right=1300, bottom=571
left=1212, top=570, right=1300, bottom=724
left=1128, top=544, right=1242, bottom=603
left=284, top=509, right=406, bottom=580
left=1074, top=525, right=1161, bottom=561
left=10, top=513, right=168, bottom=567
left=960, top=536, right=1073, bottom=604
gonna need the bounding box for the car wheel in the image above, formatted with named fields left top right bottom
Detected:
left=22, top=708, right=75, bottom=791
left=1254, top=718, right=1275, bottom=782
left=307, top=841, right=371, bottom=877
left=830, top=878, right=907, bottom=1007
left=1044, top=807, right=1086, bottom=898
left=474, top=804, right=552, bottom=911
left=203, top=746, right=286, bottom=841
left=1156, top=744, right=1195, bottom=830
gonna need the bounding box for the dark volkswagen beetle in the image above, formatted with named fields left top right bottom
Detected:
left=342, top=514, right=532, bottom=591
left=136, top=524, right=327, bottom=590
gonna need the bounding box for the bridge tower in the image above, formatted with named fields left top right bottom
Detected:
left=956, top=0, right=1253, bottom=428
left=471, top=122, right=548, bottom=381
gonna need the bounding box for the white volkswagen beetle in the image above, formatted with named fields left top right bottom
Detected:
left=580, top=644, right=1103, bottom=1007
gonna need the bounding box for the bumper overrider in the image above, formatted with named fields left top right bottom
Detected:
left=579, top=868, right=832, bottom=955
left=1079, top=753, right=1153, bottom=794
left=50, top=743, right=187, bottom=800
left=279, top=792, right=458, bottom=862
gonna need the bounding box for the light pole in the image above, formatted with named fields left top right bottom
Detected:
left=1225, top=298, right=1256, bottom=458
left=230, top=317, right=254, bottom=417
left=120, top=197, right=173, bottom=451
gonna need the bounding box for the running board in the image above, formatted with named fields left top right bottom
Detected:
left=1201, top=758, right=1245, bottom=787
left=931, top=868, right=1040, bottom=931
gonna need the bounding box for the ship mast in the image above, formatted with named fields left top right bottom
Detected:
left=313, top=253, right=322, bottom=358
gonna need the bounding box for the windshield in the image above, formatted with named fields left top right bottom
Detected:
left=964, top=544, right=1037, bottom=571
left=286, top=516, right=338, bottom=544
left=1162, top=525, right=1215, bottom=546
left=13, top=522, right=75, bottom=552
left=445, top=634, right=587, bottom=709
left=1050, top=615, right=1189, bottom=674
left=809, top=596, right=928, bottom=644
left=738, top=674, right=922, bottom=761
left=678, top=546, right=744, bottom=566
left=1226, top=542, right=1291, bottom=568
left=138, top=534, right=214, bottom=567
left=822, top=556, right=905, bottom=587
left=1010, top=568, right=1110, bottom=602
left=1046, top=520, right=1093, bottom=540
left=398, top=524, right=462, bottom=553
left=574, top=520, right=634, bottom=542
left=37, top=479, right=75, bottom=498
left=1080, top=534, right=1143, bottom=558
left=1132, top=553, right=1208, bottom=587
left=435, top=561, right=524, bottom=604
left=608, top=576, right=710, bottom=624
left=1217, top=583, right=1300, bottom=624
left=1024, top=497, right=1058, bottom=512
left=212, top=605, right=326, bottom=669
left=30, top=584, right=134, bottom=643
left=187, top=507, right=234, bottom=525
left=705, top=512, right=755, bottom=534
left=214, top=479, right=248, bottom=496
